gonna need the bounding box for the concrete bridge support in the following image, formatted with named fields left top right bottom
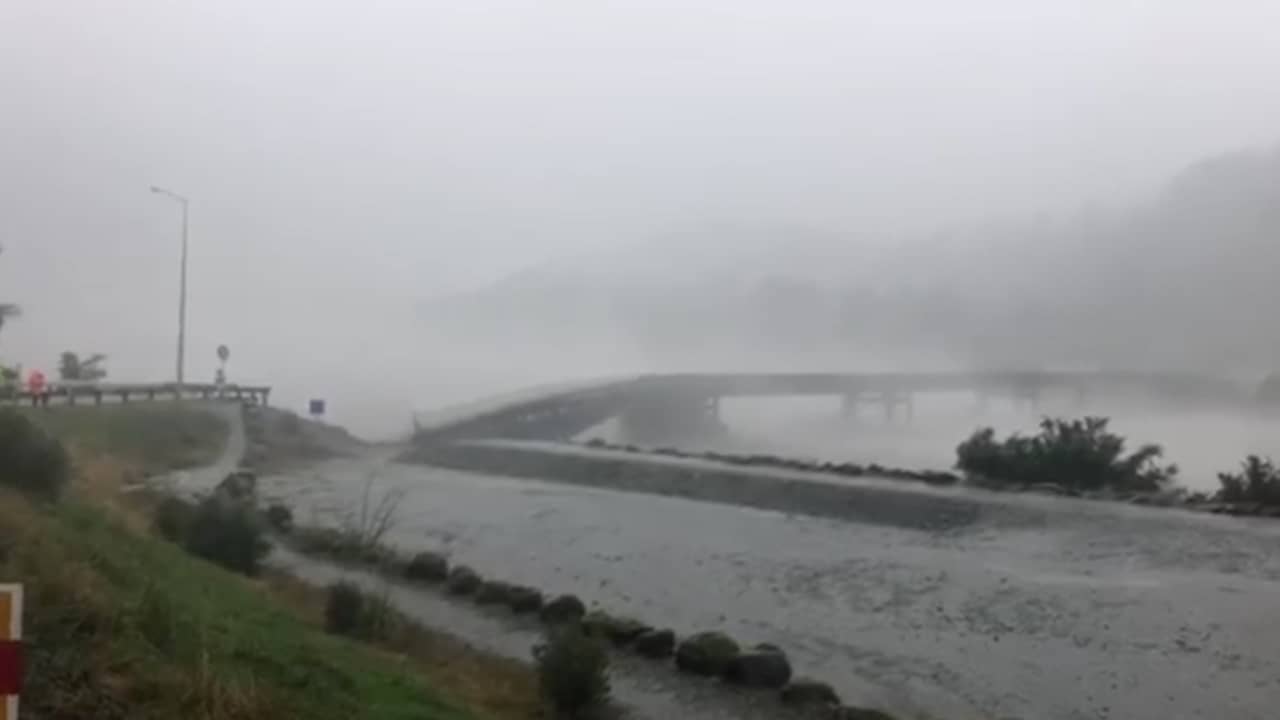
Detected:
left=618, top=393, right=724, bottom=446
left=842, top=391, right=914, bottom=424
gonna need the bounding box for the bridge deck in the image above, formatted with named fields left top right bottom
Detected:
left=412, top=370, right=1256, bottom=444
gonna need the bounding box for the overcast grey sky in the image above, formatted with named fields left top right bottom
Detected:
left=2, top=0, right=1278, bottom=428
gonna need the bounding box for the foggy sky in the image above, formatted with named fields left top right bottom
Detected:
left=3, top=0, right=1279, bottom=432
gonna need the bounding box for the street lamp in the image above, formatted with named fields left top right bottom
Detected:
left=150, top=185, right=189, bottom=387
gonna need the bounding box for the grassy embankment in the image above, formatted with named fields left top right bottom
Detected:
left=2, top=404, right=539, bottom=720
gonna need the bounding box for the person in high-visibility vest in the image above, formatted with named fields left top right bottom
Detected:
left=26, top=369, right=46, bottom=407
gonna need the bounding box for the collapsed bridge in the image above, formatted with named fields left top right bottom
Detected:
left=412, top=370, right=1258, bottom=447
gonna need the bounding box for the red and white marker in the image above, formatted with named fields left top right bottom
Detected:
left=0, top=584, right=22, bottom=720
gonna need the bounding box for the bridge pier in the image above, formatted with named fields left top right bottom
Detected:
left=841, top=390, right=913, bottom=424
left=883, top=391, right=913, bottom=424
left=618, top=393, right=724, bottom=446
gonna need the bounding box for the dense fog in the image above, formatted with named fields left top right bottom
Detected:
left=3, top=0, right=1279, bottom=439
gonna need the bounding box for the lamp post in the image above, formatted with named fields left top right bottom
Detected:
left=150, top=185, right=189, bottom=387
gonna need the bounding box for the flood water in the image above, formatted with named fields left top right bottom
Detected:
left=262, top=453, right=1280, bottom=720
left=702, top=395, right=1280, bottom=492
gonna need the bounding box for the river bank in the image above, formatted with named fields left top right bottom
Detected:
left=404, top=436, right=1280, bottom=525
left=2, top=403, right=542, bottom=720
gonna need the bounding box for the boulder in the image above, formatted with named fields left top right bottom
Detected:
left=831, top=706, right=898, bottom=720
left=781, top=679, right=841, bottom=708
left=475, top=580, right=515, bottom=605
left=582, top=611, right=650, bottom=645
left=505, top=586, right=544, bottom=614
left=403, top=551, right=449, bottom=582
left=675, top=631, right=740, bottom=676
left=1024, top=483, right=1072, bottom=497
left=725, top=647, right=792, bottom=688
left=540, top=594, right=586, bottom=624
left=445, top=566, right=481, bottom=595
left=634, top=629, right=676, bottom=659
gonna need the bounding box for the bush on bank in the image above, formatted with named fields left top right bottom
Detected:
left=0, top=408, right=70, bottom=500
left=534, top=625, right=611, bottom=718
left=1216, top=455, right=1280, bottom=506
left=265, top=502, right=294, bottom=533
left=325, top=581, right=396, bottom=641
left=153, top=494, right=270, bottom=576
left=955, top=417, right=1176, bottom=493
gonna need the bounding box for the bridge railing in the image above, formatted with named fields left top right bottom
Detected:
left=0, top=381, right=272, bottom=406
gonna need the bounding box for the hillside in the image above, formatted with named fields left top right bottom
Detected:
left=420, top=145, right=1280, bottom=373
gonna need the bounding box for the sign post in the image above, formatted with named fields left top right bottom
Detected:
left=215, top=345, right=230, bottom=397
left=0, top=584, right=22, bottom=720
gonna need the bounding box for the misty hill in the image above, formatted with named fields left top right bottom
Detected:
left=421, top=145, right=1280, bottom=373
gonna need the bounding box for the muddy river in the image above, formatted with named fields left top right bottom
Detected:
left=262, top=454, right=1280, bottom=720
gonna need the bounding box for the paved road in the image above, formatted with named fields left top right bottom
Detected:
left=261, top=456, right=1280, bottom=720
left=165, top=402, right=246, bottom=496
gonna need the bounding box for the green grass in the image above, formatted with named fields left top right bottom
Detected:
left=1, top=491, right=476, bottom=720
left=21, top=404, right=229, bottom=473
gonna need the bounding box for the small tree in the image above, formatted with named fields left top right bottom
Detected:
left=1216, top=456, right=1280, bottom=506
left=325, top=581, right=364, bottom=636
left=183, top=497, right=270, bottom=575
left=0, top=409, right=70, bottom=500
left=341, top=470, right=405, bottom=552
left=58, top=352, right=108, bottom=381
left=0, top=304, right=17, bottom=337
left=956, top=417, right=1176, bottom=493
left=534, top=625, right=611, bottom=718
left=324, top=581, right=395, bottom=641
left=0, top=246, right=18, bottom=341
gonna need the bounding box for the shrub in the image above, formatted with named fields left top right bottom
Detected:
left=1216, top=455, right=1280, bottom=506
left=183, top=497, right=270, bottom=575
left=324, top=581, right=395, bottom=641
left=153, top=496, right=195, bottom=543
left=541, top=594, right=586, bottom=624
left=0, top=409, right=70, bottom=500
left=264, top=503, right=294, bottom=533
left=955, top=417, right=1176, bottom=493
left=506, top=585, right=544, bottom=614
left=325, top=581, right=364, bottom=636
left=445, top=565, right=481, bottom=595
left=581, top=611, right=649, bottom=645
left=675, top=631, right=740, bottom=676
left=403, top=551, right=449, bottom=582
left=534, top=625, right=610, bottom=717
